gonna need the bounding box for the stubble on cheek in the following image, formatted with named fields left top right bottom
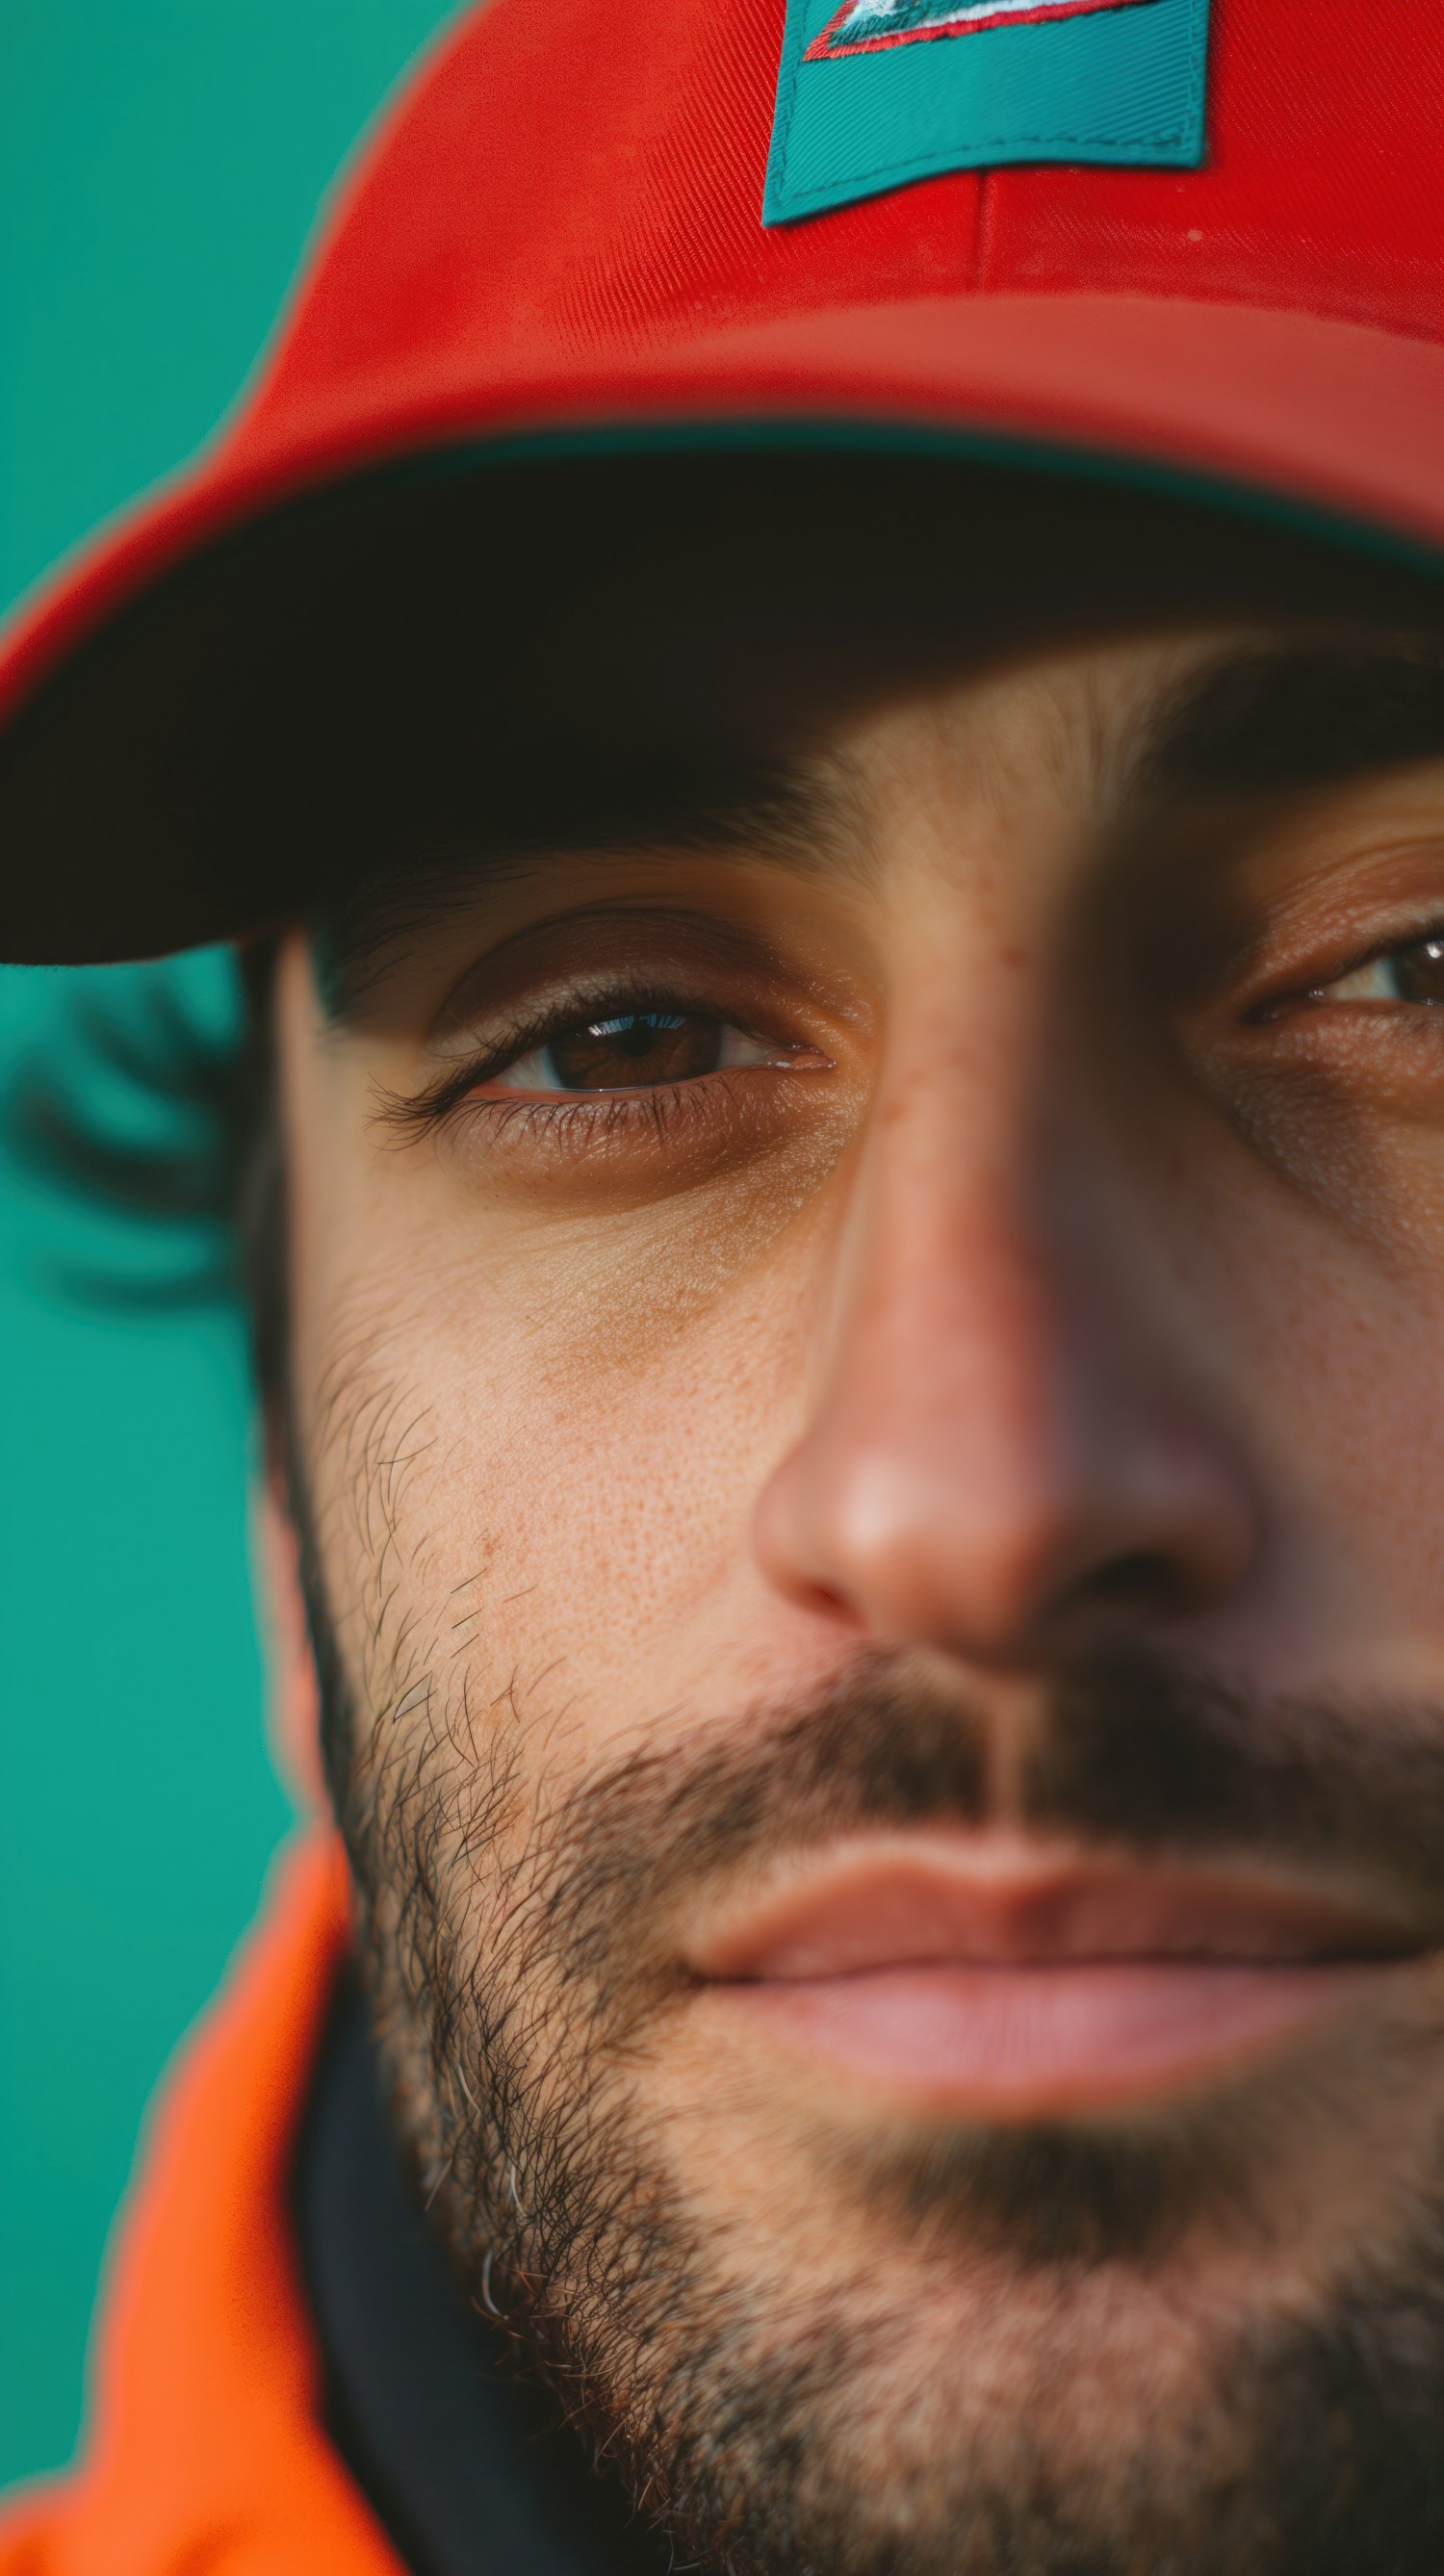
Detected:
left=300, top=1299, right=515, bottom=2073
left=296, top=1283, right=628, bottom=2226
left=295, top=1285, right=761, bottom=2434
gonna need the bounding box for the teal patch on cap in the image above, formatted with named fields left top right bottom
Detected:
left=764, top=0, right=1209, bottom=224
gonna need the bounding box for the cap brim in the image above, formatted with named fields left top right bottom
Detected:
left=6, top=291, right=1444, bottom=964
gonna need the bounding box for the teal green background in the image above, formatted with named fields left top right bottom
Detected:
left=765, top=0, right=1209, bottom=222
left=0, top=0, right=461, bottom=2493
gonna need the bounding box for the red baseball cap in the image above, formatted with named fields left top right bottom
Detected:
left=4, top=0, right=1443, bottom=964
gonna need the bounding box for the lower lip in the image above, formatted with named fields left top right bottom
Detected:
left=715, top=1961, right=1387, bottom=2118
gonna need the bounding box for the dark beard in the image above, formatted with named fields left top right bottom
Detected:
left=294, top=1456, right=1444, bottom=2576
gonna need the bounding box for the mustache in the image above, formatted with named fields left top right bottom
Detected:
left=545, top=1647, right=1444, bottom=1976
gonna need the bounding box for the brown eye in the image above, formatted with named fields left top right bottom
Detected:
left=1319, top=933, right=1444, bottom=1010
left=541, top=1012, right=723, bottom=1090
left=1384, top=938, right=1444, bottom=1005
left=487, top=1009, right=796, bottom=1095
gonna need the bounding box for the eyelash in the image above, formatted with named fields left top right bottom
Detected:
left=382, top=980, right=804, bottom=1148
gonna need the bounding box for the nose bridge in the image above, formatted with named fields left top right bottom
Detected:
left=833, top=1044, right=1102, bottom=1517
left=755, top=1027, right=1255, bottom=1664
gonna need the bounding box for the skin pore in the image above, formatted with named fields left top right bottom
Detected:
left=272, top=566, right=1444, bottom=2574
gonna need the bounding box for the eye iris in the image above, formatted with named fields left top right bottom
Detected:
left=542, top=1011, right=724, bottom=1091
left=1391, top=939, right=1444, bottom=1005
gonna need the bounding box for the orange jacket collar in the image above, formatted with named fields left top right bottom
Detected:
left=0, top=1836, right=403, bottom=2576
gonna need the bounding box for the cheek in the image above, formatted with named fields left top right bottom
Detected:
left=1202, top=1048, right=1444, bottom=1266
left=1191, top=1129, right=1444, bottom=1636
left=297, top=1162, right=838, bottom=1749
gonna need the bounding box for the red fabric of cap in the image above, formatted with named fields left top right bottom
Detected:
left=3, top=0, right=1443, bottom=959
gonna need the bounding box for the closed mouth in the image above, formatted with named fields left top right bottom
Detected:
left=688, top=1831, right=1423, bottom=2119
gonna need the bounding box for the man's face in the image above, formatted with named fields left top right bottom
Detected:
left=277, top=586, right=1444, bottom=2573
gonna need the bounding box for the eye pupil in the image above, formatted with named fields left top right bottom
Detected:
left=543, top=1010, right=724, bottom=1090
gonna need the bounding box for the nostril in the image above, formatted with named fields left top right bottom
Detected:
left=1085, top=1550, right=1196, bottom=1620
left=796, top=1576, right=866, bottom=1628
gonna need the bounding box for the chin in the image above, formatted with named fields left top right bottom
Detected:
left=607, top=2214, right=1444, bottom=2576
left=581, top=2057, right=1444, bottom=2576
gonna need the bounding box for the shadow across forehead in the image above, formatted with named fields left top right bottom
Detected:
left=302, top=464, right=1444, bottom=1021
left=9, top=448, right=1441, bottom=966
left=318, top=451, right=1444, bottom=841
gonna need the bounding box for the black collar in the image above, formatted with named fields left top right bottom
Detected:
left=293, top=1975, right=671, bottom=2576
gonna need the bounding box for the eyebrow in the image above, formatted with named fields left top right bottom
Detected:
left=310, top=755, right=868, bottom=1022
left=314, top=631, right=1444, bottom=1020
left=1140, top=636, right=1444, bottom=805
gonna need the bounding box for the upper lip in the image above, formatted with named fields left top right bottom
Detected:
left=689, top=1833, right=1421, bottom=1981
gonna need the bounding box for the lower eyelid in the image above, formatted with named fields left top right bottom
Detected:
left=444, top=1071, right=816, bottom=1170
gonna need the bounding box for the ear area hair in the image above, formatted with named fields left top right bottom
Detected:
left=3, top=936, right=288, bottom=1419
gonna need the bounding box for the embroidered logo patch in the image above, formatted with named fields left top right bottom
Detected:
left=807, top=0, right=1160, bottom=64
left=765, top=0, right=1209, bottom=225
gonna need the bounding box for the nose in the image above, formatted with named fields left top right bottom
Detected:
left=753, top=1092, right=1256, bottom=1672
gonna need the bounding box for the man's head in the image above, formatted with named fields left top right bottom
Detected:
left=8, top=0, right=1444, bottom=2559
left=204, top=454, right=1444, bottom=2576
